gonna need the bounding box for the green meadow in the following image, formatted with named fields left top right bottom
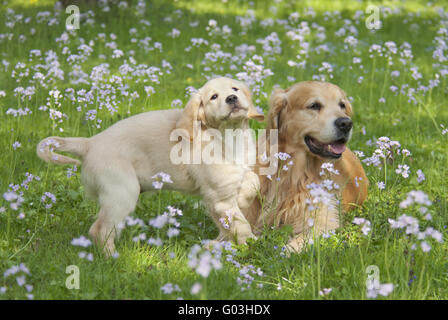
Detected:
left=0, top=0, right=447, bottom=299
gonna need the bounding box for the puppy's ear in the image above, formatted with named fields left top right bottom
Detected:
left=240, top=82, right=264, bottom=122
left=176, top=93, right=203, bottom=140
left=268, top=88, right=288, bottom=129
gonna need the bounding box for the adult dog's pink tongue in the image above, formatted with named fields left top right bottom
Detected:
left=329, top=143, right=346, bottom=154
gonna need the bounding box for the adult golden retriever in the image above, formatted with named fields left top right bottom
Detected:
left=245, top=81, right=368, bottom=252
left=37, top=77, right=264, bottom=254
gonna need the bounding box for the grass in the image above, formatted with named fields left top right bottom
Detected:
left=0, top=0, right=447, bottom=299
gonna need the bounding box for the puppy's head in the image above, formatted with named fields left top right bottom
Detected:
left=269, top=81, right=353, bottom=160
left=176, top=77, right=264, bottom=139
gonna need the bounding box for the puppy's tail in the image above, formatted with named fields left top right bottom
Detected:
left=36, top=136, right=89, bottom=166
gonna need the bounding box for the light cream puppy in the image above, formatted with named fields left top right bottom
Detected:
left=37, top=77, right=264, bottom=254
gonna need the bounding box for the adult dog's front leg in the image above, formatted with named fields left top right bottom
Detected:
left=286, top=205, right=340, bottom=254
left=286, top=234, right=308, bottom=253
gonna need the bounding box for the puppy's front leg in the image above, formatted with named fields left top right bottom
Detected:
left=212, top=200, right=257, bottom=245
left=237, top=171, right=260, bottom=210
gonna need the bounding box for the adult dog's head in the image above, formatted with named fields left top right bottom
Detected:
left=177, top=77, right=264, bottom=139
left=269, top=81, right=353, bottom=160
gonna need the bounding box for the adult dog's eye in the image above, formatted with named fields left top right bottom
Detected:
left=339, top=102, right=346, bottom=109
left=211, top=94, right=218, bottom=100
left=232, top=87, right=239, bottom=92
left=308, top=102, right=322, bottom=111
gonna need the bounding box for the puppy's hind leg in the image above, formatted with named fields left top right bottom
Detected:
left=89, top=172, right=140, bottom=256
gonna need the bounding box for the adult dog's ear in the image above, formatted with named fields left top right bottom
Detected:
left=268, top=88, right=288, bottom=129
left=344, top=100, right=353, bottom=117
left=176, top=93, right=204, bottom=141
left=341, top=90, right=353, bottom=117
left=240, top=81, right=264, bottom=122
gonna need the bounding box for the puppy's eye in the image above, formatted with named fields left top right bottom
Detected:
left=307, top=102, right=322, bottom=111
left=232, top=87, right=239, bottom=92
left=339, top=102, right=346, bottom=109
left=211, top=94, right=218, bottom=100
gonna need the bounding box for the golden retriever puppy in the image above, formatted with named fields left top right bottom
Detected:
left=245, top=81, right=368, bottom=252
left=37, top=77, right=264, bottom=254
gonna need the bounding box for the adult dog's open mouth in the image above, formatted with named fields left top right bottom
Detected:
left=305, top=136, right=347, bottom=159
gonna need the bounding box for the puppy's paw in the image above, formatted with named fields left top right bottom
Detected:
left=101, top=241, right=117, bottom=258
left=232, top=221, right=257, bottom=245
left=237, top=172, right=260, bottom=210
left=234, top=230, right=258, bottom=245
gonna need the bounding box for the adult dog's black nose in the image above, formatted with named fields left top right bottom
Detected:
left=225, top=94, right=238, bottom=104
left=335, top=117, right=353, bottom=134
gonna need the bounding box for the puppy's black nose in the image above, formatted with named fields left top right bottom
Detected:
left=225, top=94, right=238, bottom=104
left=335, top=117, right=353, bottom=134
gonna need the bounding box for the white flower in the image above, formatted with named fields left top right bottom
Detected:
left=16, top=276, right=26, bottom=286
left=132, top=233, right=146, bottom=242
left=151, top=172, right=173, bottom=189
left=367, top=282, right=394, bottom=298
left=71, top=235, right=92, bottom=247
left=190, top=282, right=202, bottom=295
left=378, top=283, right=394, bottom=296
left=353, top=217, right=371, bottom=235
left=420, top=241, right=431, bottom=252
left=188, top=244, right=222, bottom=278
left=416, top=169, right=425, bottom=183
left=167, top=228, right=180, bottom=238
left=399, top=190, right=432, bottom=208
left=319, top=288, right=332, bottom=296
left=320, top=162, right=340, bottom=176
left=149, top=214, right=168, bottom=229
left=161, top=283, right=181, bottom=294
left=3, top=191, right=18, bottom=202
left=112, top=49, right=124, bottom=58
left=395, top=164, right=410, bottom=178
left=12, top=141, right=21, bottom=150
left=307, top=218, right=314, bottom=227
left=147, top=237, right=163, bottom=246
left=219, top=211, right=234, bottom=230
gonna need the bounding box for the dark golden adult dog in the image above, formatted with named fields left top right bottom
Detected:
left=245, top=81, right=368, bottom=251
